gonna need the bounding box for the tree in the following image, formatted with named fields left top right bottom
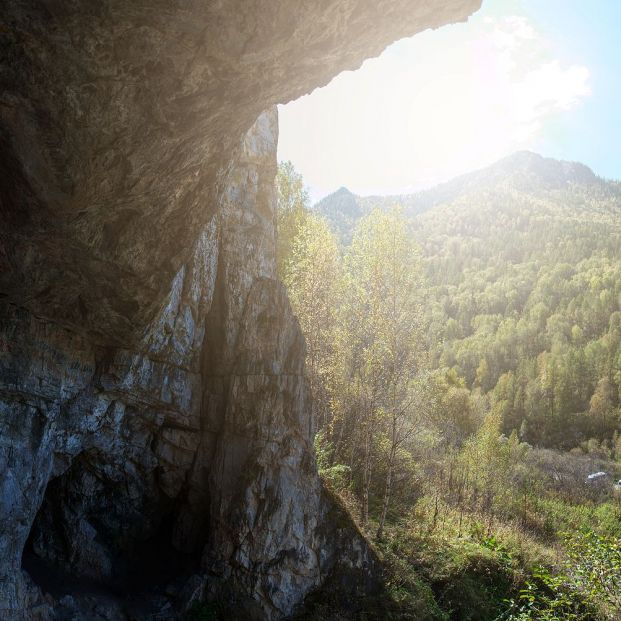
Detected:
left=588, top=377, right=619, bottom=439
left=343, top=208, right=425, bottom=536
left=428, top=371, right=480, bottom=447
left=459, top=407, right=525, bottom=518
left=283, top=214, right=343, bottom=430
left=276, top=161, right=309, bottom=276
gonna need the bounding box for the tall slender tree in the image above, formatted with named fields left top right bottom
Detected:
left=276, top=161, right=309, bottom=277
left=343, top=208, right=425, bottom=535
left=283, top=214, right=343, bottom=430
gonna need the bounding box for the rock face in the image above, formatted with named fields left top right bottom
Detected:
left=0, top=1, right=480, bottom=619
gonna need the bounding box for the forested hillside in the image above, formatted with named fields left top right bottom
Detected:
left=318, top=151, right=621, bottom=452
left=281, top=153, right=621, bottom=621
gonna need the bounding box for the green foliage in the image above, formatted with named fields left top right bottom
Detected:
left=503, top=564, right=591, bottom=621
left=284, top=213, right=343, bottom=428
left=320, top=463, right=353, bottom=491
left=502, top=530, right=621, bottom=620
left=283, top=163, right=621, bottom=620
left=312, top=160, right=621, bottom=450
left=276, top=160, right=310, bottom=277
left=564, top=530, right=621, bottom=617
left=287, top=206, right=426, bottom=529
left=417, top=187, right=621, bottom=449
left=377, top=520, right=526, bottom=621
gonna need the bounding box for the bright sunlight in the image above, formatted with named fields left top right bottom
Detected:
left=279, top=0, right=594, bottom=201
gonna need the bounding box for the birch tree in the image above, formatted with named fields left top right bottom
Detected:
left=276, top=161, right=309, bottom=277
left=344, top=208, right=425, bottom=533
left=283, top=213, right=343, bottom=430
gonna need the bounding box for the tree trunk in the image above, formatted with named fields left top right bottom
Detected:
left=377, top=415, right=398, bottom=539
left=361, top=422, right=371, bottom=527
left=376, top=448, right=395, bottom=539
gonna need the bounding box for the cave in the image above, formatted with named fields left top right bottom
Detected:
left=0, top=1, right=482, bottom=619
left=21, top=447, right=201, bottom=590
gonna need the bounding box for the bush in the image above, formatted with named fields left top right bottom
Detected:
left=502, top=529, right=621, bottom=620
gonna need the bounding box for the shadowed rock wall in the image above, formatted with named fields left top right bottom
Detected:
left=0, top=1, right=481, bottom=619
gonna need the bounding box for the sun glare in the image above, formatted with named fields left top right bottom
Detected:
left=278, top=9, right=591, bottom=201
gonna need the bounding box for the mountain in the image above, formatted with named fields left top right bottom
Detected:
left=314, top=151, right=618, bottom=242
left=314, top=187, right=365, bottom=243
left=313, top=152, right=621, bottom=450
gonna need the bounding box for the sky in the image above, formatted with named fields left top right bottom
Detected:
left=277, top=0, right=621, bottom=203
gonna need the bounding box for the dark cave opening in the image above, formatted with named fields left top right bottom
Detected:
left=114, top=512, right=201, bottom=595
left=20, top=452, right=202, bottom=606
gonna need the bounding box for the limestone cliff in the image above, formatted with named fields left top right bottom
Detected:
left=0, top=1, right=481, bottom=619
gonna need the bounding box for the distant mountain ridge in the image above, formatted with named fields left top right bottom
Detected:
left=313, top=151, right=616, bottom=242
left=313, top=187, right=363, bottom=243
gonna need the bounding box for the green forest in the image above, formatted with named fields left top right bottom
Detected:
left=278, top=154, right=621, bottom=621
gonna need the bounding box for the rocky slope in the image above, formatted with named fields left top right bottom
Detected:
left=0, top=1, right=481, bottom=619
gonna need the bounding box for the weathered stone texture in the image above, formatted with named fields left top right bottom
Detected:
left=0, top=1, right=481, bottom=619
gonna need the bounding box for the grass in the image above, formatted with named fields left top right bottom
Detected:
left=295, top=507, right=546, bottom=620
left=295, top=487, right=621, bottom=621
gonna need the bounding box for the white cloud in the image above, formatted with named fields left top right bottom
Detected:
left=277, top=11, right=591, bottom=202
left=482, top=16, right=591, bottom=140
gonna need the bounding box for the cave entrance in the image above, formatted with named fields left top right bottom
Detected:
left=21, top=450, right=201, bottom=611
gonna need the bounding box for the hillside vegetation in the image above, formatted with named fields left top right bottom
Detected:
left=279, top=153, right=621, bottom=621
